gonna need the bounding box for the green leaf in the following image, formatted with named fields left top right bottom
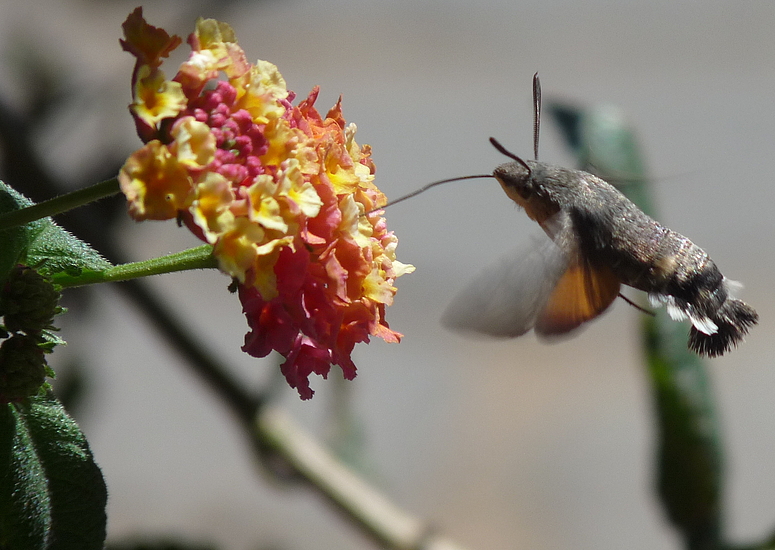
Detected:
left=0, top=183, right=36, bottom=283
left=0, top=392, right=107, bottom=550
left=0, top=182, right=111, bottom=281
left=645, top=314, right=722, bottom=546
left=0, top=402, right=49, bottom=548
left=24, top=218, right=111, bottom=277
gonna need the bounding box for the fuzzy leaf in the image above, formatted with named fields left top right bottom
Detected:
left=0, top=392, right=107, bottom=550
left=23, top=218, right=111, bottom=277
left=0, top=183, right=36, bottom=282
left=0, top=182, right=111, bottom=279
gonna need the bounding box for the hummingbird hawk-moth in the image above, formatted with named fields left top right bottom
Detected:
left=386, top=74, right=757, bottom=356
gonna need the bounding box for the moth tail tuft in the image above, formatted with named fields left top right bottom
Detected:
left=688, top=299, right=758, bottom=357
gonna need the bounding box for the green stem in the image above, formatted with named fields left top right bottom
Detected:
left=0, top=177, right=121, bottom=231
left=52, top=244, right=219, bottom=288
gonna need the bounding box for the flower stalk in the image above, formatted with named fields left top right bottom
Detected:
left=0, top=177, right=120, bottom=232
left=52, top=244, right=218, bottom=288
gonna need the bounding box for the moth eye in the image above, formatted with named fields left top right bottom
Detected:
left=517, top=186, right=532, bottom=199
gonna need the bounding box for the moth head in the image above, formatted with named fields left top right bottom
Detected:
left=489, top=137, right=537, bottom=205
left=493, top=160, right=536, bottom=202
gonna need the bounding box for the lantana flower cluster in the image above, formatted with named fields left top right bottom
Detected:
left=118, top=8, right=413, bottom=398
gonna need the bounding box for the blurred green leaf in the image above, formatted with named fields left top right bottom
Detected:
left=549, top=101, right=724, bottom=549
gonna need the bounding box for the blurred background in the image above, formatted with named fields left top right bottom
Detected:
left=0, top=0, right=773, bottom=549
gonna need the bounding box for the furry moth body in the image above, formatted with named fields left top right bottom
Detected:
left=441, top=75, right=757, bottom=357
left=479, top=155, right=758, bottom=357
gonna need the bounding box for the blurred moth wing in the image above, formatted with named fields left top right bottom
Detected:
left=532, top=205, right=622, bottom=335
left=442, top=233, right=568, bottom=337
left=535, top=257, right=620, bottom=335
left=443, top=210, right=621, bottom=338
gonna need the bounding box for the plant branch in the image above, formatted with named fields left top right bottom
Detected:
left=115, top=277, right=469, bottom=549
left=78, top=240, right=464, bottom=548
left=255, top=406, right=468, bottom=550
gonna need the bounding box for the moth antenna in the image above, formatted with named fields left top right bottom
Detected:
left=366, top=174, right=493, bottom=214
left=533, top=72, right=541, bottom=161
left=489, top=137, right=532, bottom=177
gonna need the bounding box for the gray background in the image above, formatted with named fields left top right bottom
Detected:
left=1, top=1, right=773, bottom=549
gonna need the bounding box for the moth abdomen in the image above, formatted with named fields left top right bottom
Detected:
left=645, top=249, right=758, bottom=357
left=688, top=296, right=758, bottom=357
left=574, top=197, right=758, bottom=357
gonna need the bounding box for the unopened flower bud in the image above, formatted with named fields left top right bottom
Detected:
left=1, top=265, right=62, bottom=334
left=0, top=334, right=48, bottom=401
